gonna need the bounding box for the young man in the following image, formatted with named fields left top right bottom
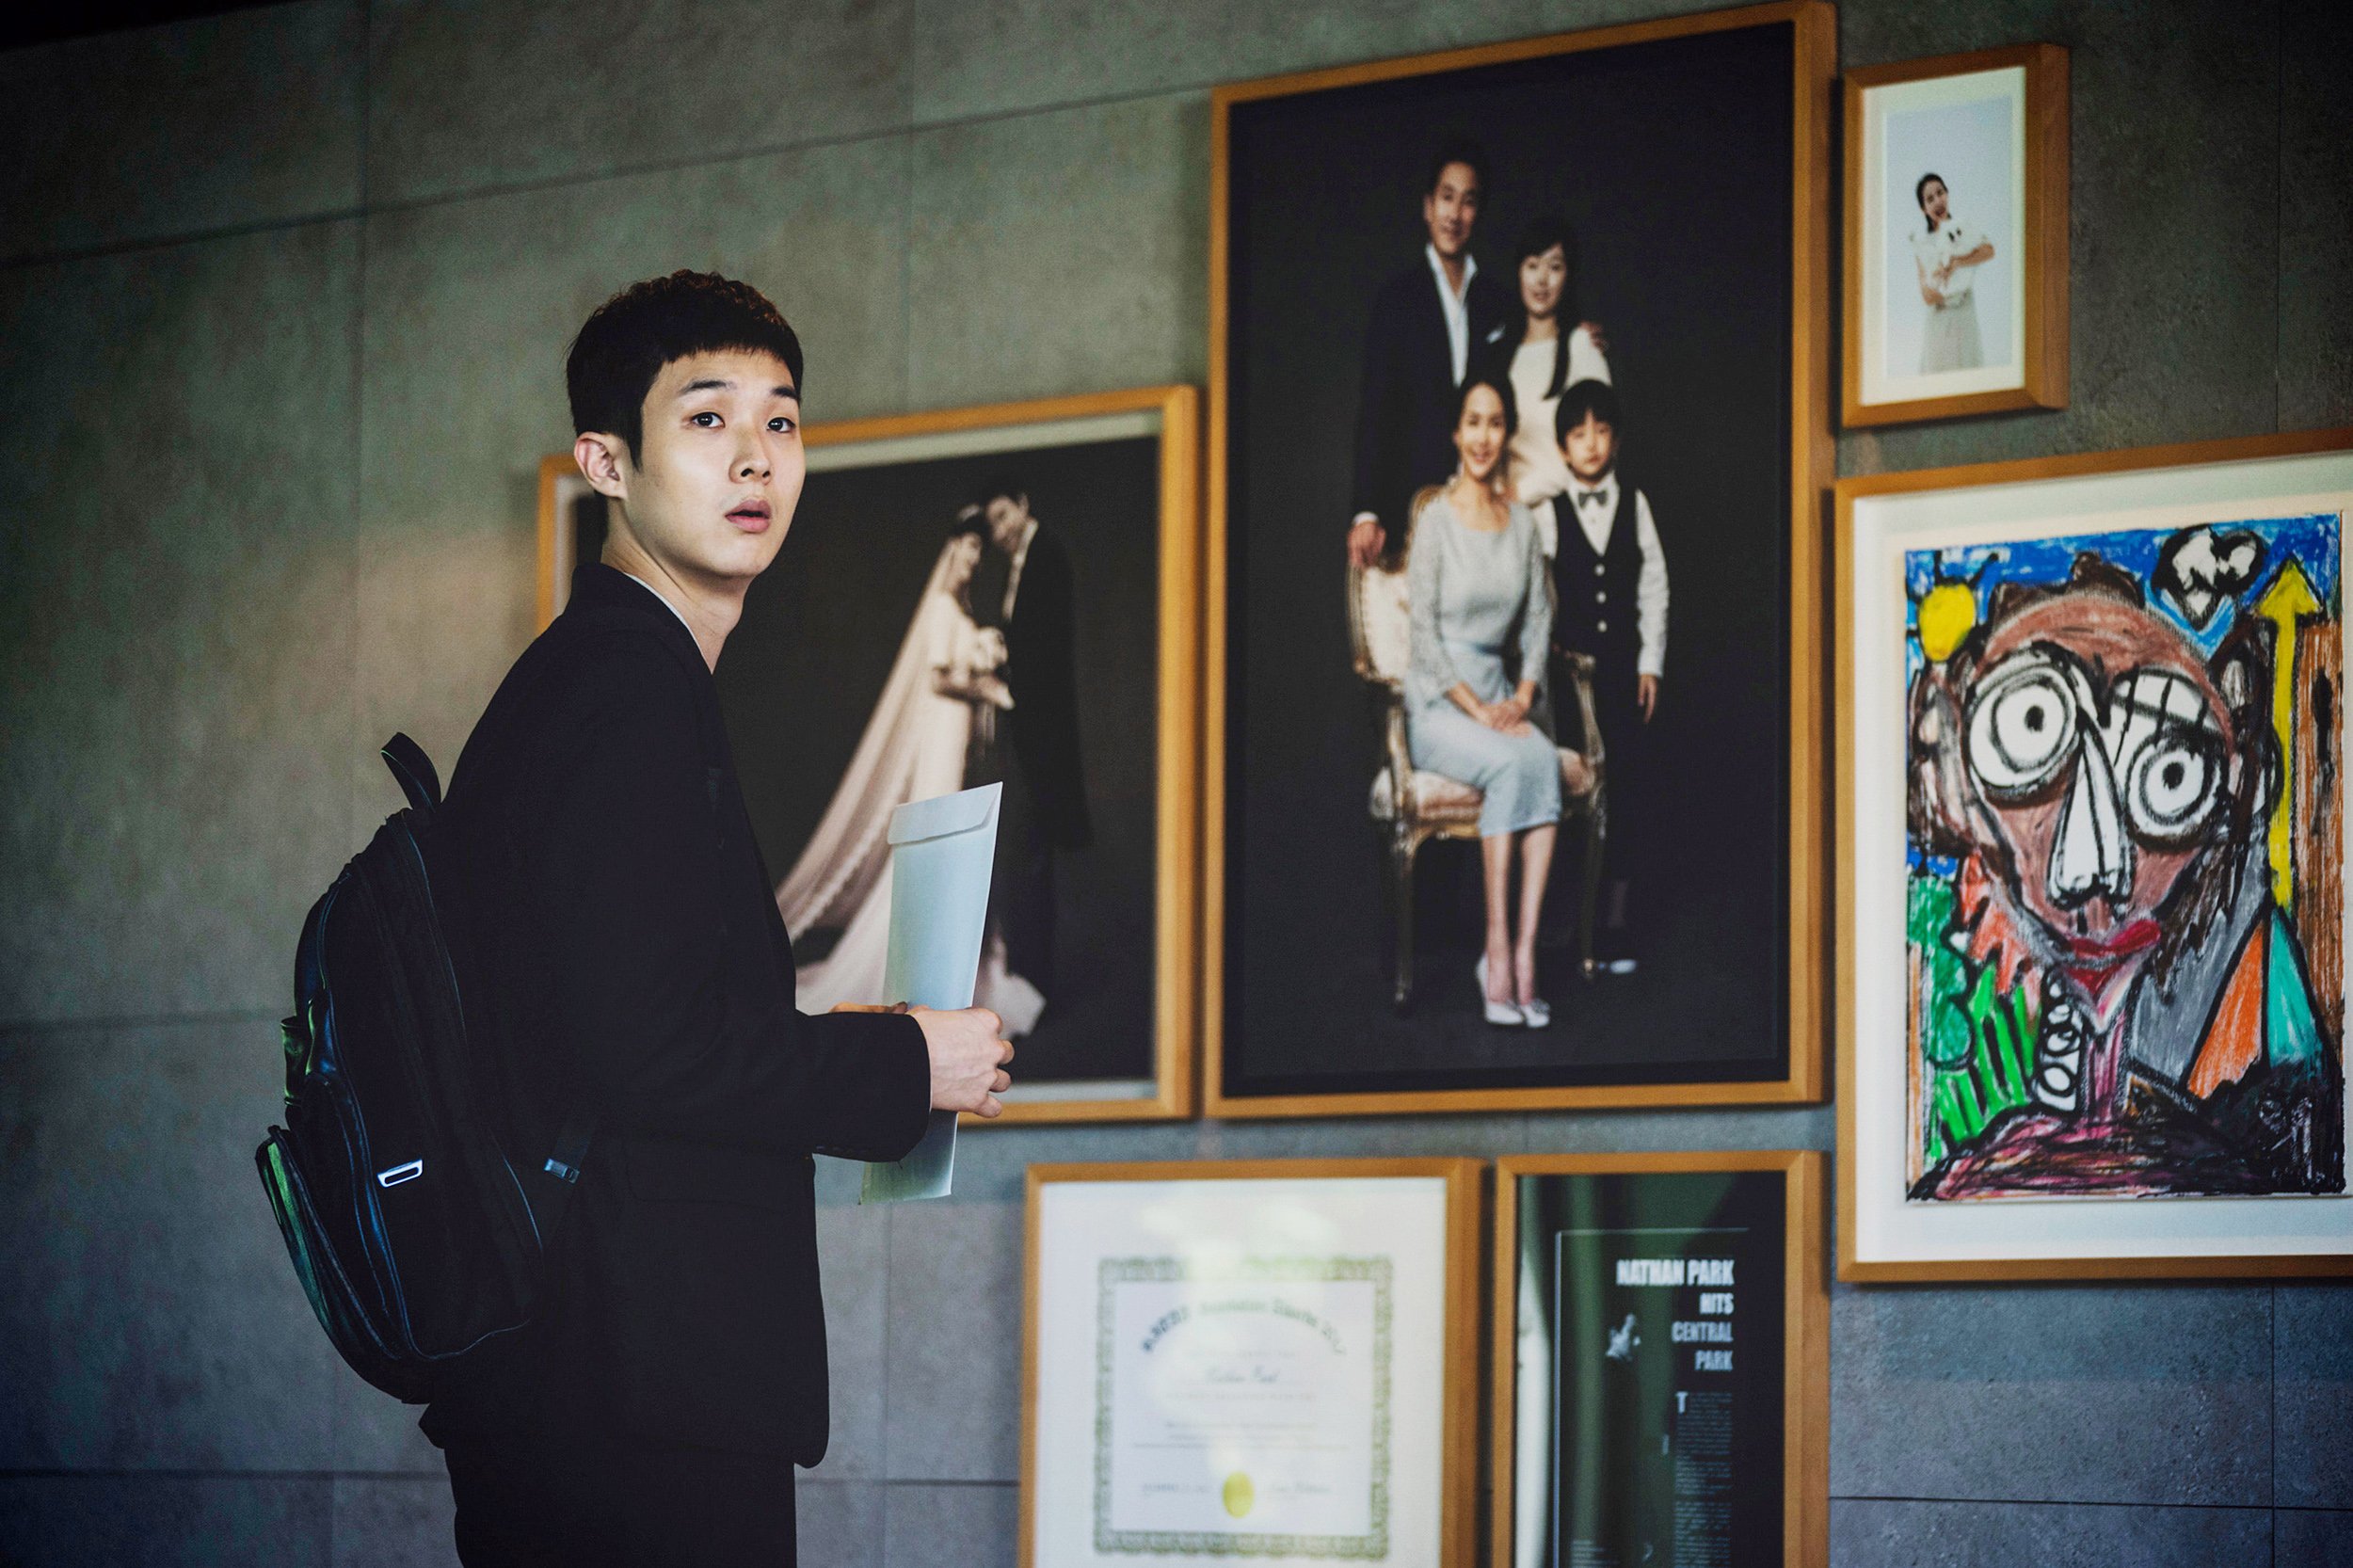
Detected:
left=424, top=270, right=1012, bottom=1565
left=1347, top=139, right=1511, bottom=568
left=1548, top=378, right=1669, bottom=975
left=975, top=478, right=1089, bottom=999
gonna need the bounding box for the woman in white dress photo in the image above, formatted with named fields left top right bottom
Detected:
left=776, top=513, right=1048, bottom=1034
left=1911, top=171, right=1995, bottom=373
left=1494, top=213, right=1611, bottom=558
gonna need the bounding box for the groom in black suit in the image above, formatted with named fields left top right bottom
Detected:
left=1346, top=138, right=1510, bottom=568
left=979, top=478, right=1090, bottom=996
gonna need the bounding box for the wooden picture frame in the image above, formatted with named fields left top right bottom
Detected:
left=1842, top=42, right=2070, bottom=427
left=1022, top=1158, right=1483, bottom=1568
left=538, top=386, right=1204, bottom=1126
left=1837, top=428, right=2353, bottom=1280
left=1490, top=1151, right=1827, bottom=1568
left=1204, top=2, right=1835, bottom=1117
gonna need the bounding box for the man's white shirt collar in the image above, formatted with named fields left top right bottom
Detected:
left=1002, top=516, right=1041, bottom=618
left=1424, top=243, right=1478, bottom=385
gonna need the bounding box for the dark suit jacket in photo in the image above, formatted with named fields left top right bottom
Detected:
left=1004, top=526, right=1092, bottom=849
left=420, top=562, right=931, bottom=1466
left=1350, top=252, right=1510, bottom=537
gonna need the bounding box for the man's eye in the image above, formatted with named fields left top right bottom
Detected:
left=769, top=416, right=796, bottom=433
left=690, top=412, right=720, bottom=427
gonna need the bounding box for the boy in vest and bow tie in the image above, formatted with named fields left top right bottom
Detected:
left=1547, top=378, right=1669, bottom=975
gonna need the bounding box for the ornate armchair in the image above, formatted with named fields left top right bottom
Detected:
left=1348, top=495, right=1608, bottom=1011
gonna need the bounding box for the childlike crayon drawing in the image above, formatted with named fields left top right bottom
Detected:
left=1902, top=517, right=2346, bottom=1200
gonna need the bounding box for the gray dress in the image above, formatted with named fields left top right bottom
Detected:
left=1403, top=489, right=1562, bottom=837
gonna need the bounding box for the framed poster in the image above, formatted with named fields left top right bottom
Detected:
left=1022, top=1159, right=1481, bottom=1568
left=1206, top=3, right=1834, bottom=1116
left=1843, top=43, right=2069, bottom=427
left=537, top=386, right=1202, bottom=1124
left=1837, top=429, right=2353, bottom=1279
left=1492, top=1152, right=1827, bottom=1568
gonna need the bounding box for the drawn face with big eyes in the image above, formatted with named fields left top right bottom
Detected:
left=1957, top=592, right=2238, bottom=960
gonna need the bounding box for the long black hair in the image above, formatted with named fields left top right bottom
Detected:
left=1502, top=213, right=1580, bottom=400
left=1915, top=172, right=1946, bottom=232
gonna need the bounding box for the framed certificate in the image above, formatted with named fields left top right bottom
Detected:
left=1491, top=1152, right=1827, bottom=1568
left=536, top=386, right=1204, bottom=1125
left=1837, top=430, right=2353, bottom=1279
left=1023, top=1159, right=1481, bottom=1567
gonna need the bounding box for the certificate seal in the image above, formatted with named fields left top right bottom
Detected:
left=1221, top=1472, right=1255, bottom=1519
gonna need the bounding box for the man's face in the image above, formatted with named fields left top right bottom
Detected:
left=611, top=347, right=804, bottom=588
left=1422, top=161, right=1481, bottom=260
left=1561, top=411, right=1617, bottom=484
left=984, top=494, right=1031, bottom=553
left=1920, top=179, right=1950, bottom=226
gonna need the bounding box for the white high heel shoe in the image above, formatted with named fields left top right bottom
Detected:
left=1476, top=955, right=1525, bottom=1028
left=1518, top=990, right=1551, bottom=1030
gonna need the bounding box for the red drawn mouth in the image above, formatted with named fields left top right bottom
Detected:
left=2059, top=918, right=2162, bottom=976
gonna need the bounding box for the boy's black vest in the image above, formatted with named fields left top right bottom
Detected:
left=1552, top=480, right=1641, bottom=670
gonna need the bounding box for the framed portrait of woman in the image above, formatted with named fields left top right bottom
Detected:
left=1842, top=43, right=2070, bottom=427
left=1206, top=4, right=1834, bottom=1116
left=1491, top=1151, right=1827, bottom=1568
left=536, top=384, right=1203, bottom=1124
left=1837, top=428, right=2353, bottom=1279
left=1023, top=1158, right=1482, bottom=1568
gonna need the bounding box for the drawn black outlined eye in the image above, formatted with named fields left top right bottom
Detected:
left=1967, top=661, right=2077, bottom=795
left=2126, top=738, right=2218, bottom=840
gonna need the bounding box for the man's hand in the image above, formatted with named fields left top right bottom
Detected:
left=1579, top=320, right=1609, bottom=356
left=1637, top=674, right=1660, bottom=723
left=911, top=1005, right=1014, bottom=1118
left=1348, top=518, right=1387, bottom=568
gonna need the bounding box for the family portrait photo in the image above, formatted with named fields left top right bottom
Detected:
left=1845, top=44, right=2069, bottom=425
left=1209, top=5, right=1833, bottom=1112
left=540, top=387, right=1201, bottom=1121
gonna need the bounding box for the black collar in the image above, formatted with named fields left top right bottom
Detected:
left=565, top=560, right=706, bottom=671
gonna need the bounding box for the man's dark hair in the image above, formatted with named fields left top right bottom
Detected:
left=1915, top=171, right=1946, bottom=230
left=566, top=269, right=804, bottom=466
left=974, top=473, right=1029, bottom=510
left=1554, top=377, right=1623, bottom=447
left=1423, top=137, right=1490, bottom=200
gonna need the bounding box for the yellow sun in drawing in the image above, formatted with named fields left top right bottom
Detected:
left=1917, top=579, right=1979, bottom=664
left=1222, top=1471, right=1256, bottom=1518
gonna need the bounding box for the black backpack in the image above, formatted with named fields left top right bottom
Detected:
left=256, top=734, right=589, bottom=1404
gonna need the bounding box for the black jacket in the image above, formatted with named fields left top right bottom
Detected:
left=421, top=563, right=931, bottom=1464
left=1350, top=254, right=1511, bottom=536
left=1004, top=527, right=1091, bottom=847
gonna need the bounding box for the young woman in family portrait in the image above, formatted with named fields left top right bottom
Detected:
left=1496, top=213, right=1612, bottom=558
left=1911, top=170, right=1995, bottom=373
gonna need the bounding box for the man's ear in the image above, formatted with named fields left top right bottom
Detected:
left=574, top=432, right=630, bottom=501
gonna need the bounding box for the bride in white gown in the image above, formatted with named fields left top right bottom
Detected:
left=777, top=518, right=1048, bottom=1035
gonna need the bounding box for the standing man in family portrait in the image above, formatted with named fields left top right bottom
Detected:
left=1347, top=140, right=1511, bottom=569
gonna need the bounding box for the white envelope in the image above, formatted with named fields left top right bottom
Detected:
left=860, top=782, right=1001, bottom=1204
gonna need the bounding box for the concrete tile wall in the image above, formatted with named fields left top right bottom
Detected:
left=0, top=0, right=2345, bottom=1564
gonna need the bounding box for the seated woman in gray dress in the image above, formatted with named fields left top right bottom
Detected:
left=1405, top=374, right=1561, bottom=1029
